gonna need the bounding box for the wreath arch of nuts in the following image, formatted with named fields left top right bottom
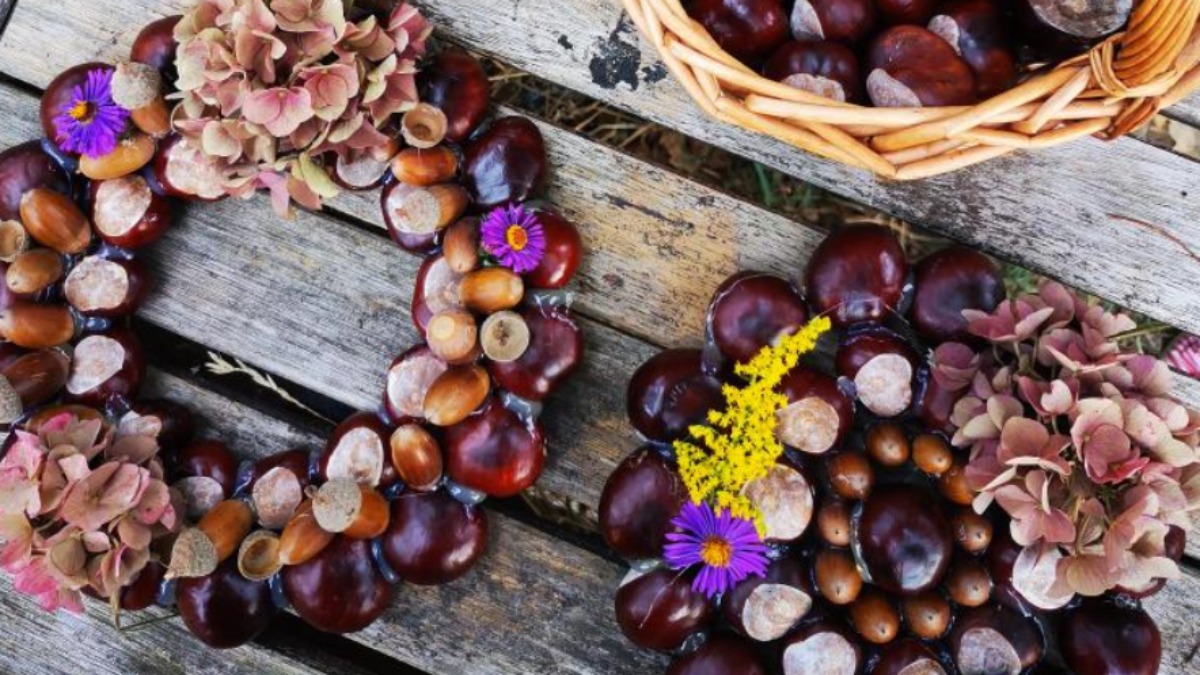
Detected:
left=0, top=7, right=584, bottom=648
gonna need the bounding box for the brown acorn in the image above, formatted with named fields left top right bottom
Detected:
left=79, top=134, right=156, bottom=180
left=237, top=530, right=283, bottom=582
left=0, top=349, right=71, bottom=423
left=18, top=188, right=91, bottom=254
left=442, top=218, right=480, bottom=274
left=423, top=364, right=490, bottom=427
left=390, top=146, right=459, bottom=187
left=6, top=249, right=64, bottom=295
left=0, top=303, right=75, bottom=348
left=312, top=479, right=390, bottom=539
left=389, top=424, right=443, bottom=491
left=278, top=499, right=335, bottom=566
left=168, top=500, right=254, bottom=579
left=459, top=267, right=524, bottom=314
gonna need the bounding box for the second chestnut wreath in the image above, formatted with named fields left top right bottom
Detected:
left=0, top=1, right=585, bottom=649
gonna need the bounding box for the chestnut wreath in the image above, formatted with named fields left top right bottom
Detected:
left=601, top=226, right=1179, bottom=675
left=0, top=14, right=584, bottom=648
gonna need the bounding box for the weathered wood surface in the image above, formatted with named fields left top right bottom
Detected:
left=1167, top=94, right=1200, bottom=127
left=143, top=369, right=665, bottom=675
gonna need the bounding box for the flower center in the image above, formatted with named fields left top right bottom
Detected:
left=68, top=100, right=94, bottom=123
left=700, top=535, right=733, bottom=568
left=505, top=224, right=528, bottom=252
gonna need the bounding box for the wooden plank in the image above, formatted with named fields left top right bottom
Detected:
left=1165, top=93, right=1200, bottom=128
left=142, top=369, right=665, bottom=675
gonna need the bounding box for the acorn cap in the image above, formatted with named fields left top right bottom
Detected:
left=111, top=61, right=162, bottom=110
left=165, top=527, right=218, bottom=580
left=0, top=375, right=22, bottom=425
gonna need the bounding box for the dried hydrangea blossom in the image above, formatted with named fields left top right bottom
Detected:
left=171, top=0, right=431, bottom=215
left=940, top=281, right=1200, bottom=598
left=0, top=411, right=177, bottom=612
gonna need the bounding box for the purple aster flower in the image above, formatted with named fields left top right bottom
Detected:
left=53, top=68, right=129, bottom=158
left=480, top=204, right=547, bottom=274
left=663, top=501, right=769, bottom=599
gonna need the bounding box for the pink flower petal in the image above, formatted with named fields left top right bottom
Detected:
left=242, top=87, right=314, bottom=137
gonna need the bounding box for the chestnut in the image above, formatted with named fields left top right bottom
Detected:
left=912, top=433, right=954, bottom=475
left=420, top=50, right=491, bottom=144
left=64, top=328, right=144, bottom=406
left=871, top=639, right=947, bottom=675
left=119, top=561, right=165, bottom=612
left=867, top=27, right=977, bottom=108
left=1060, top=600, right=1161, bottom=675
left=487, top=304, right=583, bottom=401
left=333, top=150, right=393, bottom=192
left=0, top=302, right=76, bottom=349
left=944, top=555, right=992, bottom=607
left=626, top=349, right=723, bottom=443
left=909, top=246, right=1005, bottom=343
left=381, top=490, right=488, bottom=585
left=614, top=567, right=713, bottom=651
left=41, top=63, right=114, bottom=153
left=804, top=225, right=906, bottom=327
left=814, top=547, right=863, bottom=605
left=1015, top=0, right=1133, bottom=60
left=866, top=423, right=909, bottom=467
left=177, top=559, right=277, bottom=649
left=464, top=117, right=548, bottom=209
left=849, top=588, right=900, bottom=645
left=64, top=255, right=150, bottom=317
left=383, top=344, right=448, bottom=424
left=928, top=0, right=1017, bottom=99
left=743, top=461, right=814, bottom=543
left=244, top=448, right=310, bottom=530
left=855, top=485, right=953, bottom=595
left=951, top=509, right=993, bottom=554
left=687, top=0, right=790, bottom=64
left=763, top=40, right=863, bottom=103
left=174, top=439, right=240, bottom=498
left=0, top=141, right=69, bottom=222
left=722, top=556, right=812, bottom=642
left=901, top=591, right=952, bottom=639
left=836, top=329, right=919, bottom=419
left=915, top=373, right=961, bottom=435
left=524, top=210, right=582, bottom=289
left=410, top=255, right=462, bottom=336
left=706, top=272, right=808, bottom=365
left=318, top=412, right=391, bottom=488
left=826, top=450, right=873, bottom=500
left=779, top=619, right=863, bottom=675
left=443, top=398, right=545, bottom=497
left=380, top=182, right=469, bottom=253
left=875, top=0, right=939, bottom=25
left=667, top=634, right=768, bottom=675
left=131, top=15, right=182, bottom=84
left=599, top=448, right=686, bottom=560
left=776, top=366, right=853, bottom=454
left=283, top=535, right=395, bottom=634
left=153, top=135, right=228, bottom=201
left=817, top=499, right=853, bottom=546
left=951, top=604, right=1043, bottom=673
left=89, top=174, right=173, bottom=249
left=0, top=349, right=72, bottom=423
left=789, top=0, right=876, bottom=45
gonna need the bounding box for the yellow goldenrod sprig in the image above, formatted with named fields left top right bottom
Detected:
left=673, top=316, right=832, bottom=534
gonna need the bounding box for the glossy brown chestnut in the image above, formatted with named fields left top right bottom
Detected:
left=951, top=509, right=993, bottom=554
left=789, top=0, right=876, bottom=45
left=1060, top=600, right=1161, bottom=675
left=779, top=619, right=863, bottom=675
left=410, top=255, right=462, bottom=336
left=722, top=556, right=812, bottom=642
left=626, top=349, right=723, bottom=443
left=945, top=555, right=993, bottom=607
left=912, top=433, right=954, bottom=475
left=119, top=561, right=165, bottom=612
left=420, top=50, right=491, bottom=144
left=826, top=450, right=873, bottom=500
left=1015, top=0, right=1132, bottom=60
left=153, top=135, right=228, bottom=201
left=901, top=591, right=952, bottom=639
left=688, top=0, right=789, bottom=64
left=89, top=174, right=173, bottom=249
left=817, top=499, right=853, bottom=546
left=0, top=142, right=69, bottom=222
left=64, top=328, right=144, bottom=406
left=444, top=398, right=545, bottom=497
left=815, top=547, right=863, bottom=605
left=383, top=344, right=448, bottom=424
left=763, top=40, right=863, bottom=103
left=318, top=411, right=391, bottom=488
left=776, top=366, right=853, bottom=454
left=178, top=559, right=277, bottom=649
left=951, top=604, right=1043, bottom=673
left=667, top=634, right=768, bottom=675
left=928, top=0, right=1016, bottom=99
left=64, top=255, right=150, bottom=317
left=866, top=423, right=909, bottom=467
left=283, top=535, right=395, bottom=634
left=245, top=448, right=310, bottom=529
left=910, top=246, right=1005, bottom=343
left=856, top=485, right=953, bottom=595
left=524, top=210, right=582, bottom=289
left=600, top=448, right=686, bottom=560
left=836, top=329, right=919, bottom=418
left=119, top=399, right=195, bottom=452
left=743, top=461, right=814, bottom=543
left=871, top=638, right=947, bottom=675
left=876, top=0, right=939, bottom=25
left=381, top=490, right=488, bottom=585
left=867, top=26, right=977, bottom=108
left=805, top=225, right=907, bottom=327
left=131, top=15, right=182, bottom=83
left=614, top=567, right=713, bottom=652
left=174, top=440, right=239, bottom=498
left=488, top=304, right=583, bottom=401
left=707, top=272, right=808, bottom=365
left=41, top=63, right=114, bottom=152
left=464, top=117, right=547, bottom=209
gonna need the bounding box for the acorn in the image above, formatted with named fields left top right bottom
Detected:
left=913, top=433, right=953, bottom=475
left=849, top=588, right=900, bottom=645
left=18, top=188, right=91, bottom=254
left=951, top=509, right=993, bottom=554
left=391, top=145, right=460, bottom=187
left=866, top=423, right=910, bottom=467
left=278, top=499, right=335, bottom=566
left=6, top=249, right=63, bottom=296
left=459, top=267, right=524, bottom=314
left=0, top=303, right=75, bottom=349
left=902, top=591, right=952, bottom=639
left=426, top=309, right=479, bottom=364
left=0, top=349, right=71, bottom=424
left=389, top=424, right=443, bottom=491
left=945, top=556, right=993, bottom=607
left=480, top=310, right=531, bottom=363
left=400, top=103, right=449, bottom=149
left=422, top=364, right=491, bottom=426
left=442, top=218, right=480, bottom=274
left=815, top=548, right=863, bottom=605
left=827, top=451, right=873, bottom=501
left=0, top=221, right=28, bottom=263
left=312, top=478, right=390, bottom=539
left=236, top=530, right=283, bottom=582
left=167, top=499, right=254, bottom=579
left=110, top=61, right=170, bottom=137
left=79, top=134, right=157, bottom=180
left=817, top=499, right=853, bottom=547
left=938, top=457, right=974, bottom=506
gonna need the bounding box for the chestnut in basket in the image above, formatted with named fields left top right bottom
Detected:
left=177, top=559, right=277, bottom=649
left=688, top=0, right=790, bottom=64
left=929, top=0, right=1017, bottom=99
left=383, top=345, right=448, bottom=424
left=722, top=556, right=812, bottom=641
left=867, top=27, right=977, bottom=108
left=0, top=141, right=69, bottom=221
left=381, top=490, right=488, bottom=585
left=855, top=485, right=953, bottom=595
left=420, top=50, right=491, bottom=144
left=64, top=328, right=145, bottom=406
left=805, top=225, right=906, bottom=327
left=779, top=619, right=863, bottom=675
left=615, top=567, right=713, bottom=651
left=776, top=366, right=853, bottom=454
left=707, top=271, right=808, bottom=365
left=1060, top=599, right=1161, bottom=675
left=599, top=448, right=685, bottom=559
left=788, top=0, right=876, bottom=45
left=64, top=255, right=150, bottom=317
left=763, top=41, right=863, bottom=103
left=627, top=349, right=724, bottom=443
left=284, top=535, right=395, bottom=634
left=1016, top=0, right=1134, bottom=60
left=875, top=0, right=940, bottom=26
left=464, top=117, right=548, bottom=209
left=40, top=63, right=114, bottom=153
left=667, top=634, right=768, bottom=675
left=89, top=174, right=173, bottom=249
left=444, top=398, right=545, bottom=497
left=488, top=305, right=583, bottom=401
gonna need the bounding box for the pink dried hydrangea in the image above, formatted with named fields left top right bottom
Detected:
left=172, top=0, right=431, bottom=215
left=0, top=412, right=178, bottom=612
left=939, top=281, right=1200, bottom=598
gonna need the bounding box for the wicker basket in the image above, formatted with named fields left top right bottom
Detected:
left=622, top=0, right=1200, bottom=179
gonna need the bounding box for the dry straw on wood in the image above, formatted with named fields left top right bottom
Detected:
left=622, top=0, right=1200, bottom=179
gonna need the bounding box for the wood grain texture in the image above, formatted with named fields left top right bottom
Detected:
left=1166, top=93, right=1200, bottom=127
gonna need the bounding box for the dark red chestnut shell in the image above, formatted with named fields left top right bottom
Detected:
left=174, top=440, right=239, bottom=497
left=707, top=271, right=808, bottom=365
left=153, top=134, right=228, bottom=202
left=876, top=0, right=939, bottom=25
left=0, top=141, right=70, bottom=221
left=688, top=0, right=789, bottom=64
left=178, top=559, right=278, bottom=648
left=836, top=329, right=920, bottom=418
left=951, top=604, right=1044, bottom=673
left=410, top=255, right=461, bottom=337
left=763, top=40, right=864, bottom=103
left=614, top=567, right=713, bottom=652
left=779, top=619, right=863, bottom=675
left=464, top=117, right=547, bottom=209
left=318, top=411, right=393, bottom=489
left=626, top=349, right=723, bottom=443
left=283, top=535, right=395, bottom=634
left=1060, top=599, right=1161, bottom=675
left=63, top=328, right=145, bottom=407
left=790, top=0, right=877, bottom=46
left=420, top=50, right=491, bottom=144
left=524, top=210, right=582, bottom=289
left=381, top=490, right=489, bottom=585
left=909, top=245, right=1005, bottom=344
left=855, top=485, right=953, bottom=595
left=721, top=556, right=813, bottom=642
left=871, top=638, right=945, bottom=675
left=120, top=398, right=196, bottom=452
left=487, top=304, right=583, bottom=401
left=667, top=634, right=768, bottom=675
left=443, top=398, right=545, bottom=497
left=929, top=0, right=1017, bottom=99
left=867, top=26, right=977, bottom=107
left=131, top=15, right=182, bottom=85
left=89, top=174, right=173, bottom=249
left=41, top=63, right=114, bottom=154
left=599, top=448, right=686, bottom=560
left=119, top=561, right=165, bottom=612
left=804, top=225, right=907, bottom=327
left=64, top=255, right=151, bottom=318
left=382, top=344, right=448, bottom=424
left=776, top=366, right=853, bottom=454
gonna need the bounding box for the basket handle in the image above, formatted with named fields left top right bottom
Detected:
left=1106, top=0, right=1200, bottom=90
